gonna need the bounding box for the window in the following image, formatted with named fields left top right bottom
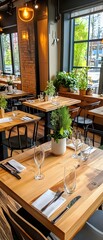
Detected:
left=0, top=32, right=20, bottom=75
left=63, top=4, right=103, bottom=92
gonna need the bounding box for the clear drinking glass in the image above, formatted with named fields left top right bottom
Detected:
left=64, top=165, right=76, bottom=194
left=80, top=137, right=91, bottom=161
left=34, top=146, right=45, bottom=180
left=72, top=130, right=81, bottom=158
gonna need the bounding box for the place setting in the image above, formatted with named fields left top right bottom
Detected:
left=32, top=148, right=81, bottom=223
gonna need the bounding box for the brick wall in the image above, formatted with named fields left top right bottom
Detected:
left=17, top=8, right=36, bottom=94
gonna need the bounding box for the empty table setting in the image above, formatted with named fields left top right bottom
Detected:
left=0, top=141, right=103, bottom=240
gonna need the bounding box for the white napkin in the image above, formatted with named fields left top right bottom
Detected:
left=66, top=142, right=82, bottom=150
left=8, top=159, right=26, bottom=173
left=84, top=147, right=96, bottom=154
left=32, top=189, right=66, bottom=218
left=0, top=117, right=13, bottom=123
left=21, top=116, right=33, bottom=121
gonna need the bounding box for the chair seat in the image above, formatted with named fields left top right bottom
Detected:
left=74, top=116, right=93, bottom=125
left=2, top=135, right=34, bottom=150
left=73, top=223, right=103, bottom=240
left=87, top=210, right=103, bottom=233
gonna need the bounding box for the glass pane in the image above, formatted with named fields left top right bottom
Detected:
left=88, top=68, right=100, bottom=84
left=1, top=33, right=12, bottom=74
left=73, top=42, right=87, bottom=67
left=88, top=41, right=103, bottom=67
left=11, top=33, right=20, bottom=76
left=74, top=16, right=88, bottom=41
left=90, top=12, right=103, bottom=39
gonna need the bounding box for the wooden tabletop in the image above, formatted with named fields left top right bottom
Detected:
left=0, top=90, right=29, bottom=99
left=0, top=143, right=103, bottom=240
left=88, top=106, right=103, bottom=118
left=0, top=110, right=40, bottom=132
left=23, top=96, right=81, bottom=112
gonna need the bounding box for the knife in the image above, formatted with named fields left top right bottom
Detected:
left=41, top=191, right=64, bottom=212
left=0, top=163, right=21, bottom=180
left=51, top=195, right=81, bottom=224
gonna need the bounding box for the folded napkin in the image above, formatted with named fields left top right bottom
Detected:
left=21, top=116, right=33, bottom=121
left=0, top=117, right=13, bottom=123
left=66, top=142, right=82, bottom=150
left=8, top=159, right=26, bottom=173
left=32, top=189, right=66, bottom=218
left=84, top=147, right=96, bottom=154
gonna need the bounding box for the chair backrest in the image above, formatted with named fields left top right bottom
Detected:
left=8, top=122, right=38, bottom=149
left=9, top=205, right=47, bottom=240
left=2, top=207, right=32, bottom=240
left=77, top=100, right=101, bottom=117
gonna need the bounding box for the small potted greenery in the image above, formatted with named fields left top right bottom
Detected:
left=0, top=96, right=7, bottom=118
left=44, top=80, right=55, bottom=100
left=50, top=106, right=72, bottom=155
left=7, top=76, right=14, bottom=93
left=77, top=68, right=88, bottom=95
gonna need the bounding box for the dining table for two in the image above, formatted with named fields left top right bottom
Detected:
left=0, top=142, right=103, bottom=240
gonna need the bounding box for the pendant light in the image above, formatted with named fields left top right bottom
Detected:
left=18, top=3, right=34, bottom=22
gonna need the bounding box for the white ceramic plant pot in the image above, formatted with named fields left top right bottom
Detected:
left=8, top=85, right=13, bottom=93
left=51, top=138, right=66, bottom=155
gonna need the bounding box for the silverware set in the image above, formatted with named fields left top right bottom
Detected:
left=0, top=163, right=21, bottom=179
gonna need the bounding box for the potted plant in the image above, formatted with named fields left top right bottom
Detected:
left=50, top=106, right=72, bottom=155
left=44, top=80, right=55, bottom=100
left=7, top=76, right=14, bottom=93
left=77, top=68, right=88, bottom=95
left=54, top=71, right=77, bottom=93
left=0, top=96, right=7, bottom=118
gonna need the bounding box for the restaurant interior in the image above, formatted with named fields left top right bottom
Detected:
left=0, top=0, right=103, bottom=240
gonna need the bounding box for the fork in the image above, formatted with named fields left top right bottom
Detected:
left=41, top=190, right=64, bottom=212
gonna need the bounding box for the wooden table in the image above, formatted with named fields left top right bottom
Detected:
left=0, top=90, right=30, bottom=99
left=88, top=106, right=103, bottom=118
left=0, top=110, right=40, bottom=160
left=0, top=143, right=103, bottom=240
left=23, top=96, right=81, bottom=140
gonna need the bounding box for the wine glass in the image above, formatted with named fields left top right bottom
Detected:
left=34, top=145, right=45, bottom=180
left=72, top=129, right=81, bottom=158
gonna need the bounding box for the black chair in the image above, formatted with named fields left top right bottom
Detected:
left=2, top=122, right=38, bottom=157
left=73, top=100, right=100, bottom=139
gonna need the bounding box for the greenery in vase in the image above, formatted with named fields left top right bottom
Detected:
left=50, top=106, right=72, bottom=142
left=44, top=80, right=55, bottom=96
left=0, top=96, right=7, bottom=109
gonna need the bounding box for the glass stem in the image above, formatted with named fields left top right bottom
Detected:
left=38, top=166, right=41, bottom=176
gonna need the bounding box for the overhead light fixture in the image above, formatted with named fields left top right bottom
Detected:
left=18, top=4, right=34, bottom=22
left=34, top=0, right=38, bottom=9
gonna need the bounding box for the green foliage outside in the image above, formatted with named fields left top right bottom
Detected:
left=50, top=106, right=72, bottom=142
left=74, top=17, right=88, bottom=67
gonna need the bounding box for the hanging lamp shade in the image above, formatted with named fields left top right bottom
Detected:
left=18, top=4, right=34, bottom=22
